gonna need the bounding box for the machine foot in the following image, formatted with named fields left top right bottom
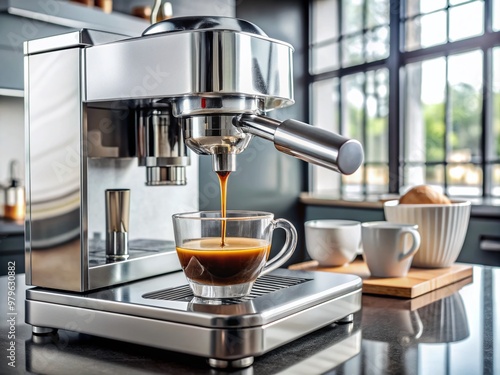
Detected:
left=32, top=326, right=58, bottom=335
left=207, top=356, right=254, bottom=369
left=336, top=313, right=354, bottom=324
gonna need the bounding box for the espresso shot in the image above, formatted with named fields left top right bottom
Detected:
left=176, top=237, right=270, bottom=285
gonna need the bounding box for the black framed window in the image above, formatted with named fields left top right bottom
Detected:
left=310, top=0, right=500, bottom=200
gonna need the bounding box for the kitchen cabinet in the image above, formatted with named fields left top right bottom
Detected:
left=459, top=217, right=500, bottom=267
left=0, top=0, right=148, bottom=91
left=0, top=13, right=71, bottom=91
left=0, top=236, right=23, bottom=275
left=0, top=218, right=23, bottom=276
left=0, top=0, right=237, bottom=92
left=304, top=204, right=385, bottom=223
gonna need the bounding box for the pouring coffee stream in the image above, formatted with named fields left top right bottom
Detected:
left=217, top=170, right=230, bottom=247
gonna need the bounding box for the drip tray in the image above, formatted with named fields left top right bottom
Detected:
left=26, top=269, right=362, bottom=366
left=142, top=274, right=311, bottom=303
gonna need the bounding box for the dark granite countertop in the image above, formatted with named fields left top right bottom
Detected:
left=0, top=266, right=498, bottom=374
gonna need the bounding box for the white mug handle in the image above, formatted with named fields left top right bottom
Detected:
left=399, top=228, right=421, bottom=261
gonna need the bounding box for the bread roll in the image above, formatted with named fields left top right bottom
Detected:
left=399, top=185, right=451, bottom=205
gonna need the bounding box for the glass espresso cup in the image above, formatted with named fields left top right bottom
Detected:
left=172, top=210, right=297, bottom=299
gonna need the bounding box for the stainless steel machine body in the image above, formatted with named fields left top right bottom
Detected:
left=24, top=17, right=363, bottom=368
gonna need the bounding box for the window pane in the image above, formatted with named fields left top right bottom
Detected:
left=406, top=0, right=447, bottom=17
left=365, top=26, right=389, bottom=62
left=342, top=73, right=365, bottom=140
left=449, top=0, right=470, bottom=5
left=448, top=51, right=483, bottom=165
left=366, top=165, right=389, bottom=194
left=311, top=79, right=341, bottom=194
left=493, top=48, right=500, bottom=161
left=313, top=78, right=340, bottom=133
left=449, top=2, right=484, bottom=42
left=419, top=0, right=447, bottom=13
left=376, top=69, right=389, bottom=114
left=405, top=58, right=446, bottom=166
left=312, top=42, right=340, bottom=74
left=405, top=11, right=447, bottom=51
left=490, top=164, right=500, bottom=197
left=342, top=34, right=364, bottom=67
left=342, top=166, right=364, bottom=196
left=342, top=0, right=363, bottom=35
left=447, top=164, right=483, bottom=196
left=403, top=165, right=445, bottom=190
left=366, top=69, right=389, bottom=163
left=367, top=0, right=389, bottom=28
left=495, top=0, right=500, bottom=31
left=309, top=0, right=493, bottom=199
left=342, top=73, right=365, bottom=195
left=312, top=0, right=339, bottom=44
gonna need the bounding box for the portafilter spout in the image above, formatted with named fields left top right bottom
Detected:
left=231, top=114, right=364, bottom=175
left=183, top=115, right=253, bottom=172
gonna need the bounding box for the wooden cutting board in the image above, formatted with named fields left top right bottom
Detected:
left=289, top=259, right=473, bottom=298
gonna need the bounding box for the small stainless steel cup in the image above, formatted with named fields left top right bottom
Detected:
left=105, top=189, right=130, bottom=260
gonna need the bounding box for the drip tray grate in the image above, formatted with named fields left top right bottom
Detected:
left=142, top=274, right=311, bottom=304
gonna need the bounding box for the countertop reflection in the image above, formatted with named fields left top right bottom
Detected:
left=0, top=266, right=497, bottom=374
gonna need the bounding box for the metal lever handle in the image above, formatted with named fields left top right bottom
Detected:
left=235, top=114, right=364, bottom=175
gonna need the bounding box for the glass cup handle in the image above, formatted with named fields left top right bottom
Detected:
left=261, top=218, right=298, bottom=276
left=399, top=228, right=421, bottom=261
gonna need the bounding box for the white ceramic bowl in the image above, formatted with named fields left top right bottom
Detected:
left=383, top=200, right=471, bottom=268
left=304, top=220, right=361, bottom=266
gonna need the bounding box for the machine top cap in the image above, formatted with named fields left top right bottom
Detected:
left=142, top=16, right=268, bottom=37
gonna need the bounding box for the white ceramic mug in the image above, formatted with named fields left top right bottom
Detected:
left=305, top=220, right=361, bottom=266
left=361, top=221, right=421, bottom=277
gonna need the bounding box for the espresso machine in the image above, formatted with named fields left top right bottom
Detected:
left=24, top=17, right=364, bottom=368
